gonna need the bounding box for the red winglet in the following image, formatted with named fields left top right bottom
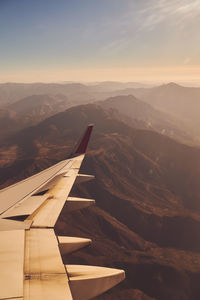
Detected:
left=71, top=124, right=94, bottom=156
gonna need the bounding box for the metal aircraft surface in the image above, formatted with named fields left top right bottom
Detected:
left=0, top=124, right=125, bottom=300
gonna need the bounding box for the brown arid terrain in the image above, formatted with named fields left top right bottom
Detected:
left=1, top=104, right=200, bottom=299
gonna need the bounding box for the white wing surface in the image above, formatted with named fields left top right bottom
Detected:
left=0, top=125, right=125, bottom=300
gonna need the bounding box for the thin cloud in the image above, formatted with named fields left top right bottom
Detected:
left=184, top=57, right=192, bottom=65
left=100, top=0, right=200, bottom=53
left=137, top=0, right=200, bottom=31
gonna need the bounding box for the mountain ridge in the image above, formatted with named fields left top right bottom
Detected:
left=98, top=94, right=193, bottom=145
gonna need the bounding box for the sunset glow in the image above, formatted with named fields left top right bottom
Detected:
left=1, top=0, right=200, bottom=83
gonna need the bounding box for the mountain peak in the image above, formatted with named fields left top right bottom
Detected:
left=163, top=82, right=182, bottom=88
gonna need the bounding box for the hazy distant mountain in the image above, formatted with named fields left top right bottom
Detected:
left=99, top=95, right=193, bottom=145
left=0, top=81, right=150, bottom=107
left=89, top=81, right=150, bottom=92
left=0, top=94, right=72, bottom=139
left=1, top=103, right=200, bottom=299
left=140, top=82, right=200, bottom=137
left=140, top=82, right=200, bottom=121
left=111, top=82, right=200, bottom=137
left=0, top=82, right=96, bottom=106
left=2, top=81, right=200, bottom=139
left=8, top=94, right=72, bottom=126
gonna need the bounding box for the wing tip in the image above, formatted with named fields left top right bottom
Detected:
left=71, top=124, right=94, bottom=157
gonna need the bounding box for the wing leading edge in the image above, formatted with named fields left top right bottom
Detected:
left=0, top=124, right=125, bottom=300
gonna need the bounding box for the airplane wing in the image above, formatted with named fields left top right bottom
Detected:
left=0, top=124, right=125, bottom=300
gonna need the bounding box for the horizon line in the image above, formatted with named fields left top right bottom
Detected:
left=1, top=80, right=200, bottom=87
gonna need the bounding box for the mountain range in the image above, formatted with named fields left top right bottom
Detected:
left=0, top=81, right=150, bottom=106
left=110, top=82, right=200, bottom=138
left=0, top=103, right=200, bottom=300
left=0, top=88, right=196, bottom=148
left=99, top=95, right=193, bottom=145
left=0, top=94, right=72, bottom=139
left=1, top=81, right=200, bottom=141
left=0, top=82, right=96, bottom=106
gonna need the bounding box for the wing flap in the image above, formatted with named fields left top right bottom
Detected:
left=28, top=172, right=79, bottom=227
left=1, top=195, right=48, bottom=219
left=0, top=218, right=31, bottom=231
left=24, top=228, right=73, bottom=300
left=25, top=229, right=66, bottom=276
left=0, top=230, right=25, bottom=299
left=0, top=159, right=73, bottom=215
left=24, top=274, right=72, bottom=300
left=0, top=155, right=86, bottom=228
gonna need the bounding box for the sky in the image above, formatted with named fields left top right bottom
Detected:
left=0, top=0, right=200, bottom=83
